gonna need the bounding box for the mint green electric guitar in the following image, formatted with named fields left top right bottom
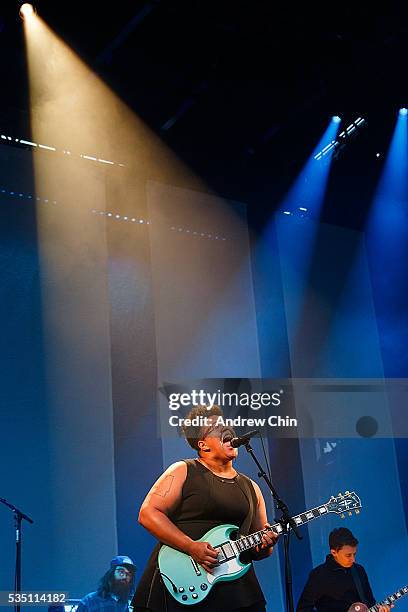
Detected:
left=158, top=491, right=361, bottom=605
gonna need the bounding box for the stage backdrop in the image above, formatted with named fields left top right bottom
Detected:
left=0, top=143, right=407, bottom=610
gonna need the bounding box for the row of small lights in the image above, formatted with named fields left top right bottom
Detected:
left=91, top=211, right=228, bottom=240
left=0, top=136, right=229, bottom=241
left=0, top=189, right=228, bottom=239
left=0, top=133, right=125, bottom=168
left=0, top=186, right=57, bottom=205
left=91, top=209, right=149, bottom=224
left=170, top=226, right=227, bottom=240
left=92, top=209, right=227, bottom=240
left=0, top=189, right=150, bottom=224
left=93, top=212, right=228, bottom=240
left=314, top=117, right=366, bottom=161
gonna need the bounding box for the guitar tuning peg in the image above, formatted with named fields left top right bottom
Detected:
left=341, top=513, right=345, bottom=519
left=345, top=490, right=350, bottom=495
left=338, top=493, right=343, bottom=498
left=348, top=511, right=352, bottom=516
left=355, top=509, right=360, bottom=514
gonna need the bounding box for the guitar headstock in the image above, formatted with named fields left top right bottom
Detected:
left=325, top=491, right=362, bottom=517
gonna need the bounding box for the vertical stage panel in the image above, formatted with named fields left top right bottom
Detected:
left=276, top=216, right=408, bottom=603
left=251, top=219, right=313, bottom=605
left=0, top=146, right=52, bottom=596
left=147, top=181, right=284, bottom=609
left=0, top=146, right=118, bottom=599
left=105, top=174, right=162, bottom=578
left=35, top=154, right=118, bottom=596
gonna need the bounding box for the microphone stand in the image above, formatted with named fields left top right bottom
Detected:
left=242, top=442, right=302, bottom=612
left=0, top=498, right=34, bottom=612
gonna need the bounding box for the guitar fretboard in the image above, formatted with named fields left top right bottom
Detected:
left=235, top=504, right=330, bottom=553
left=370, top=585, right=408, bottom=611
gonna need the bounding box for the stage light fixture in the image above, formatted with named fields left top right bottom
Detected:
left=314, top=117, right=366, bottom=161
left=332, top=116, right=341, bottom=123
left=19, top=3, right=35, bottom=20
left=399, top=108, right=408, bottom=117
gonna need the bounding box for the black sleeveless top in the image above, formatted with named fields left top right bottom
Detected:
left=132, top=459, right=266, bottom=611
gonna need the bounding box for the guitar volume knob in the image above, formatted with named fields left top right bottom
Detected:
left=178, top=587, right=185, bottom=593
left=182, top=595, right=188, bottom=601
left=200, top=584, right=208, bottom=591
left=189, top=586, right=195, bottom=591
left=192, top=594, right=198, bottom=599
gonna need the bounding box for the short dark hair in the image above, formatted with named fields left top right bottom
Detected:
left=329, top=528, right=358, bottom=551
left=181, top=405, right=223, bottom=452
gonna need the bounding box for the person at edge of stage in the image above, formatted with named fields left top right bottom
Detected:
left=296, top=528, right=392, bottom=612
left=77, top=555, right=136, bottom=612
left=131, top=404, right=279, bottom=612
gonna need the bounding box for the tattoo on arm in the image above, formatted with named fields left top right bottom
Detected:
left=153, top=475, right=174, bottom=498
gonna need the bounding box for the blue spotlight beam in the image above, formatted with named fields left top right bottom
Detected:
left=364, top=109, right=408, bottom=378
left=279, top=116, right=341, bottom=216
left=368, top=110, right=408, bottom=241
left=268, top=117, right=341, bottom=348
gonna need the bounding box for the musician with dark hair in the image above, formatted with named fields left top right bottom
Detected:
left=132, top=405, right=278, bottom=611
left=296, top=528, right=391, bottom=612
left=77, top=556, right=136, bottom=612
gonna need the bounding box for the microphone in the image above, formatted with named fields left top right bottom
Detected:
left=230, top=430, right=260, bottom=448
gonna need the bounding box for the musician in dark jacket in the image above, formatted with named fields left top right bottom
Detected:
left=296, top=528, right=391, bottom=612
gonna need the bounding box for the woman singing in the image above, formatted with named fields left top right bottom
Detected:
left=132, top=405, right=278, bottom=611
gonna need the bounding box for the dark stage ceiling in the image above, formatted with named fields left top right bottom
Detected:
left=1, top=1, right=407, bottom=227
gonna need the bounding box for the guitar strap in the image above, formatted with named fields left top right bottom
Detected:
left=350, top=565, right=369, bottom=605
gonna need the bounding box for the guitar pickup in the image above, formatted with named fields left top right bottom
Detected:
left=214, top=542, right=235, bottom=561
left=214, top=546, right=226, bottom=563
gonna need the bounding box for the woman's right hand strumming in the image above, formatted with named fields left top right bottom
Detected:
left=187, top=540, right=219, bottom=574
